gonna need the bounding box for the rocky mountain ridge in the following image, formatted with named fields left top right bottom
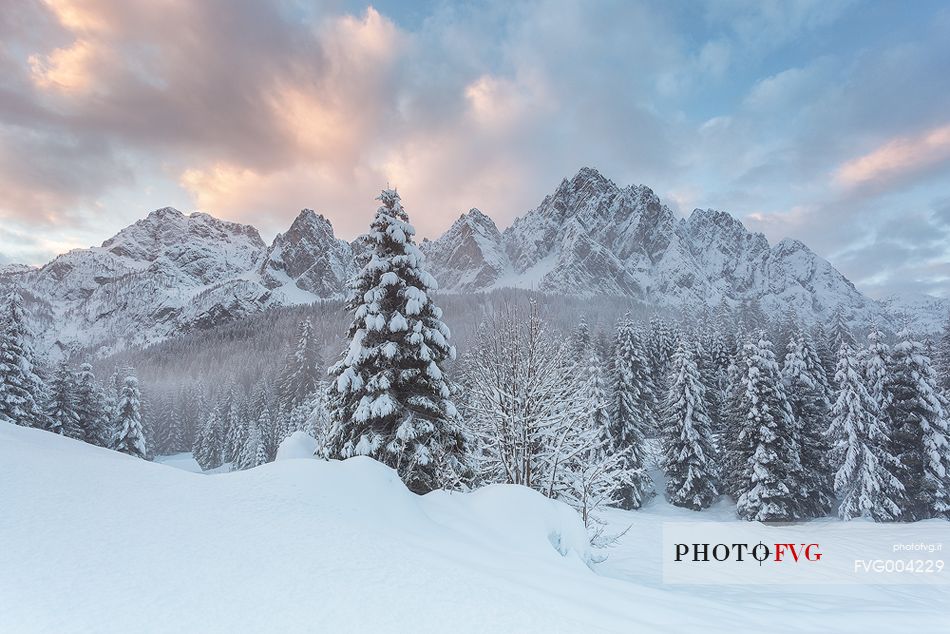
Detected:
left=1, top=168, right=945, bottom=356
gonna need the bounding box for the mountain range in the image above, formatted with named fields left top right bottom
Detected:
left=1, top=167, right=945, bottom=356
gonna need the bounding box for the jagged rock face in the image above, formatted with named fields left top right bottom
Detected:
left=429, top=168, right=911, bottom=330
left=0, top=169, right=943, bottom=357
left=421, top=209, right=506, bottom=292
left=260, top=209, right=356, bottom=297
left=101, top=207, right=265, bottom=284
left=6, top=208, right=272, bottom=355
left=877, top=293, right=950, bottom=334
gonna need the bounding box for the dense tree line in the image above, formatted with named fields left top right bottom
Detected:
left=0, top=290, right=146, bottom=458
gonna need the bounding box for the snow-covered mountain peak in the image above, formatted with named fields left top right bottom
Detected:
left=772, top=237, right=813, bottom=256
left=420, top=208, right=506, bottom=293
left=258, top=209, right=356, bottom=298
left=281, top=208, right=337, bottom=242
left=2, top=167, right=945, bottom=357
left=100, top=206, right=265, bottom=265
left=449, top=208, right=502, bottom=238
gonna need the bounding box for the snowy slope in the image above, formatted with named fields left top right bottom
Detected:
left=877, top=292, right=949, bottom=335
left=3, top=422, right=948, bottom=633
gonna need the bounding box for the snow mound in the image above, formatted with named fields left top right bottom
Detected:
left=275, top=430, right=319, bottom=461
left=0, top=423, right=610, bottom=633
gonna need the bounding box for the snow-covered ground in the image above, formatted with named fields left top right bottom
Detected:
left=2, top=423, right=948, bottom=633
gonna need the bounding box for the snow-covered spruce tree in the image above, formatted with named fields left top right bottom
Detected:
left=183, top=382, right=207, bottom=449
left=114, top=374, right=147, bottom=459
left=863, top=328, right=891, bottom=409
left=323, top=190, right=470, bottom=493
left=237, top=423, right=263, bottom=471
left=706, top=330, right=732, bottom=433
left=585, top=352, right=611, bottom=442
left=734, top=333, right=804, bottom=522
left=772, top=309, right=798, bottom=367
left=74, top=363, right=108, bottom=446
left=721, top=335, right=750, bottom=498
left=225, top=397, right=250, bottom=464
left=692, top=333, right=723, bottom=433
left=193, top=407, right=223, bottom=471
left=830, top=310, right=856, bottom=360
left=647, top=316, right=678, bottom=428
left=304, top=393, right=330, bottom=446
left=608, top=318, right=655, bottom=509
left=0, top=291, right=46, bottom=428
left=828, top=343, right=905, bottom=521
left=570, top=317, right=592, bottom=362
left=937, top=312, right=950, bottom=394
left=782, top=331, right=833, bottom=517
left=812, top=321, right=837, bottom=389
left=660, top=341, right=719, bottom=510
left=256, top=397, right=276, bottom=463
left=158, top=400, right=187, bottom=454
left=738, top=298, right=769, bottom=334
left=46, top=360, right=81, bottom=438
left=254, top=428, right=269, bottom=467
left=276, top=318, right=323, bottom=414
left=887, top=331, right=950, bottom=520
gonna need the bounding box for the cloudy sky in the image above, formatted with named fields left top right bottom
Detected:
left=2, top=0, right=949, bottom=297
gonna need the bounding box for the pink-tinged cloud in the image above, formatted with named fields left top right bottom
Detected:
left=835, top=123, right=950, bottom=188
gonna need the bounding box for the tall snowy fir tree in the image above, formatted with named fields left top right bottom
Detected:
left=733, top=334, right=803, bottom=521
left=0, top=291, right=46, bottom=428
left=323, top=190, right=470, bottom=493
left=812, top=321, right=837, bottom=388
left=648, top=316, right=677, bottom=425
left=74, top=362, right=108, bottom=446
left=113, top=374, right=147, bottom=459
left=277, top=318, right=323, bottom=414
left=46, top=360, right=81, bottom=438
left=237, top=422, right=262, bottom=471
left=937, top=312, right=950, bottom=394
left=782, top=331, right=833, bottom=517
left=570, top=317, right=592, bottom=362
left=193, top=407, right=223, bottom=471
left=607, top=319, right=654, bottom=509
left=256, top=393, right=276, bottom=463
left=830, top=310, right=856, bottom=356
left=707, top=329, right=732, bottom=432
left=225, top=397, right=250, bottom=464
left=721, top=336, right=749, bottom=498
left=887, top=331, right=950, bottom=520
left=828, top=343, right=905, bottom=521
left=660, top=341, right=719, bottom=510
left=584, top=352, right=610, bottom=441
left=157, top=396, right=187, bottom=455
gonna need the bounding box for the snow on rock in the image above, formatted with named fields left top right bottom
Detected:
left=275, top=430, right=319, bottom=461
left=1, top=171, right=945, bottom=359
left=420, top=208, right=507, bottom=292
left=877, top=292, right=950, bottom=335
left=259, top=209, right=356, bottom=298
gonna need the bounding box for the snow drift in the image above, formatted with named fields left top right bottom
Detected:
left=0, top=423, right=609, bottom=633
left=3, top=423, right=948, bottom=633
